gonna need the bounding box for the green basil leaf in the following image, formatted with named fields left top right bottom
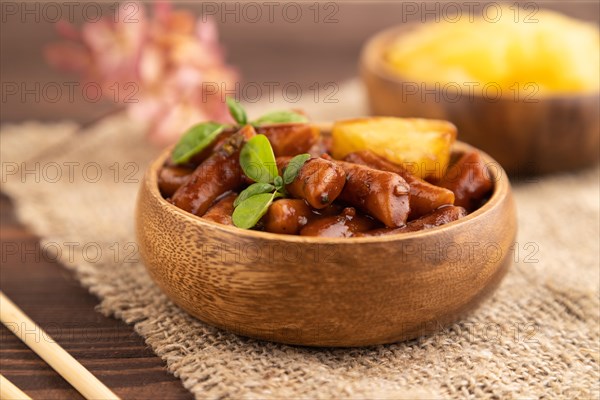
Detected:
left=234, top=182, right=275, bottom=207
left=226, top=97, right=247, bottom=125
left=273, top=175, right=284, bottom=190
left=251, top=110, right=308, bottom=126
left=232, top=192, right=277, bottom=229
left=171, top=122, right=225, bottom=164
left=239, top=134, right=278, bottom=183
left=283, top=153, right=311, bottom=184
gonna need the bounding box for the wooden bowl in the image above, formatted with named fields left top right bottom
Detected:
left=361, top=25, right=600, bottom=176
left=135, top=141, right=516, bottom=347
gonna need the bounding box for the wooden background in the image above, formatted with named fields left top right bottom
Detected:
left=1, top=1, right=598, bottom=398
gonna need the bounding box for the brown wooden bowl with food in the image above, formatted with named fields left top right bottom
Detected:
left=135, top=105, right=516, bottom=347
left=361, top=25, right=600, bottom=176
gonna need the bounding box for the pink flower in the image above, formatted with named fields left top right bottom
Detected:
left=45, top=1, right=238, bottom=145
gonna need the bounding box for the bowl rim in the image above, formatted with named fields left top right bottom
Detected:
left=144, top=132, right=513, bottom=244
left=360, top=24, right=600, bottom=101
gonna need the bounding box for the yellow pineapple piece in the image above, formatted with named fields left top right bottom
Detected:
left=384, top=7, right=600, bottom=95
left=332, top=117, right=456, bottom=180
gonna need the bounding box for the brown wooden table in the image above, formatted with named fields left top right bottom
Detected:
left=0, top=193, right=192, bottom=399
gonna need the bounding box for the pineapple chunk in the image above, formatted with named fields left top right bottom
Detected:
left=332, top=117, right=456, bottom=180
left=385, top=7, right=600, bottom=94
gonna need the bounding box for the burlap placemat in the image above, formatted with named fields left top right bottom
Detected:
left=1, top=82, right=598, bottom=399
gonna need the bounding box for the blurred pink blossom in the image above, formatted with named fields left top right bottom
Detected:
left=45, top=1, right=238, bottom=145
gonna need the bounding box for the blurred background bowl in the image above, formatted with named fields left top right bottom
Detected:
left=361, top=25, right=600, bottom=176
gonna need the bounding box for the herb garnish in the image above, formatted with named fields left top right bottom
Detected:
left=171, top=98, right=308, bottom=165
left=251, top=110, right=308, bottom=126
left=170, top=122, right=225, bottom=165
left=226, top=96, right=247, bottom=125
left=232, top=135, right=310, bottom=229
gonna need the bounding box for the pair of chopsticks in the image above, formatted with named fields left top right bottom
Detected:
left=0, top=291, right=120, bottom=400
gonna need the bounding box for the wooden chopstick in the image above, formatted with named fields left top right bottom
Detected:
left=0, top=291, right=120, bottom=400
left=0, top=374, right=32, bottom=400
